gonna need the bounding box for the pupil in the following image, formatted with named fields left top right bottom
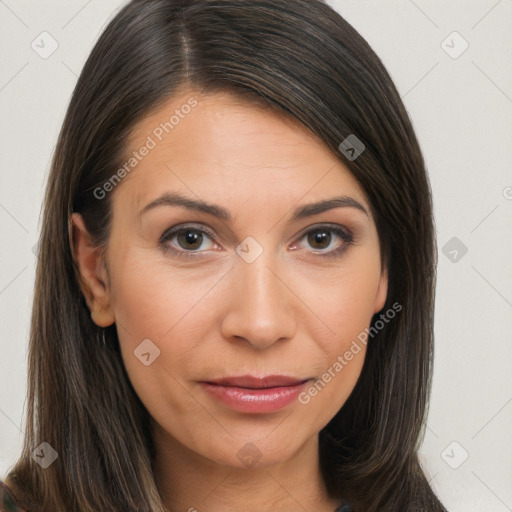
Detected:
left=309, top=229, right=331, bottom=249
left=178, top=229, right=202, bottom=250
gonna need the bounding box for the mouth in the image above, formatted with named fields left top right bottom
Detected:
left=199, top=375, right=312, bottom=413
left=205, top=375, right=310, bottom=389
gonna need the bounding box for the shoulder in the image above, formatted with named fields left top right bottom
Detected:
left=0, top=480, right=28, bottom=511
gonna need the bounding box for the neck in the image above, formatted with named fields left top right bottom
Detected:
left=152, top=421, right=340, bottom=512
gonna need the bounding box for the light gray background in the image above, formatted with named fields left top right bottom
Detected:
left=1, top=1, right=511, bottom=510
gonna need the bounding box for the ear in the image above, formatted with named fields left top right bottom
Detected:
left=69, top=212, right=115, bottom=327
left=373, top=264, right=388, bottom=314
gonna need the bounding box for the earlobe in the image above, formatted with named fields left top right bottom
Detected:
left=69, top=212, right=115, bottom=327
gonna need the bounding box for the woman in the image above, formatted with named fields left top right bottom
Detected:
left=1, top=0, right=447, bottom=510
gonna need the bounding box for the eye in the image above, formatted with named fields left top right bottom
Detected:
left=159, top=223, right=354, bottom=260
left=293, top=224, right=354, bottom=258
left=159, top=224, right=217, bottom=258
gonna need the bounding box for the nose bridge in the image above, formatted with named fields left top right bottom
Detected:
left=221, top=247, right=296, bottom=349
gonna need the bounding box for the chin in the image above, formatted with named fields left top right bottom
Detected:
left=196, top=430, right=314, bottom=471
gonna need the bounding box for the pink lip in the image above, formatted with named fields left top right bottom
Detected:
left=200, top=375, right=311, bottom=414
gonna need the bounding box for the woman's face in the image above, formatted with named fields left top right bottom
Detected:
left=76, top=89, right=387, bottom=469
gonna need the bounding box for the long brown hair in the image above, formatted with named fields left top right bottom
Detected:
left=4, top=0, right=445, bottom=510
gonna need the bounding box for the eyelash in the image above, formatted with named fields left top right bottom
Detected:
left=159, top=223, right=354, bottom=260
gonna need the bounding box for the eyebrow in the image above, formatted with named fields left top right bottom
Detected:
left=138, top=191, right=368, bottom=222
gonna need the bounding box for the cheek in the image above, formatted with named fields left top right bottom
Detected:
left=296, top=304, right=372, bottom=422
left=295, top=255, right=381, bottom=410
left=109, top=247, right=219, bottom=342
left=329, top=277, right=379, bottom=341
left=301, top=254, right=383, bottom=348
left=107, top=249, right=221, bottom=413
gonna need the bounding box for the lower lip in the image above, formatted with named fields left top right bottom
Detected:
left=200, top=381, right=309, bottom=413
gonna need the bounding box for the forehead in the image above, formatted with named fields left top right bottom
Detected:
left=116, top=89, right=368, bottom=213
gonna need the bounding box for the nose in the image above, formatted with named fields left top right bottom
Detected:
left=220, top=252, right=297, bottom=350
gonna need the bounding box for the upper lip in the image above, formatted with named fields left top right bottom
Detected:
left=204, top=375, right=311, bottom=389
